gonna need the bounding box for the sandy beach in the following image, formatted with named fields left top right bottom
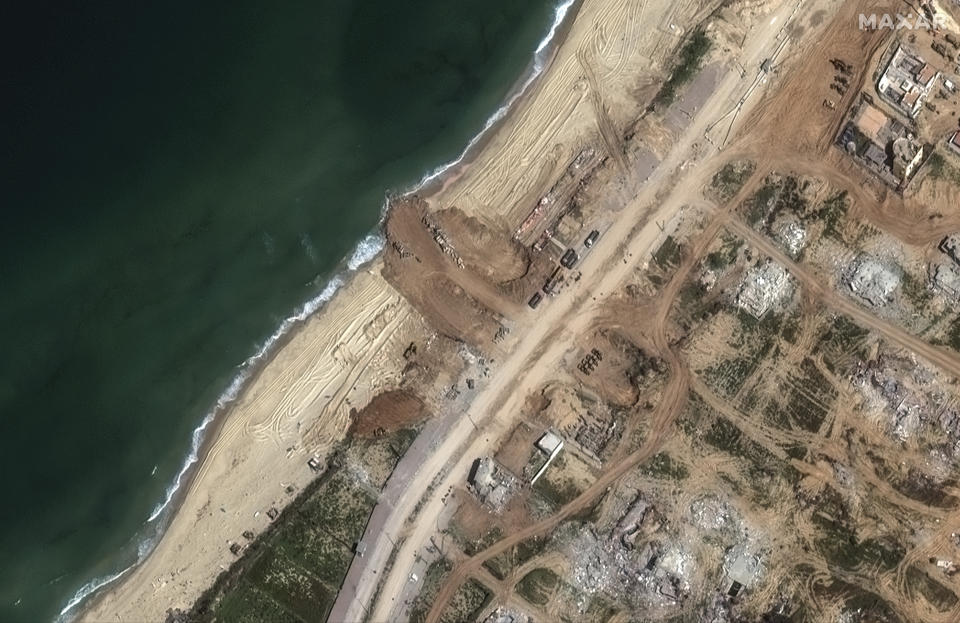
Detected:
left=78, top=4, right=590, bottom=621
left=80, top=265, right=431, bottom=621
left=81, top=0, right=777, bottom=618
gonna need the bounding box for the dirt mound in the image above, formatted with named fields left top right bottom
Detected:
left=351, top=390, right=427, bottom=437
left=435, top=207, right=529, bottom=283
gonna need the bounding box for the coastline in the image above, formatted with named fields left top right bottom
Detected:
left=67, top=1, right=583, bottom=620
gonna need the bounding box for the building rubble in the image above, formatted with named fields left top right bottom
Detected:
left=845, top=256, right=899, bottom=307
left=735, top=259, right=792, bottom=318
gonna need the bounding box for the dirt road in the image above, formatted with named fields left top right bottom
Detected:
left=723, top=217, right=960, bottom=380
left=336, top=1, right=815, bottom=621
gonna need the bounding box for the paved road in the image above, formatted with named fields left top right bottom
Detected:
left=327, top=393, right=466, bottom=623
left=332, top=1, right=806, bottom=621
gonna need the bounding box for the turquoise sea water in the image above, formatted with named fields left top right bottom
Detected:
left=0, top=2, right=570, bottom=620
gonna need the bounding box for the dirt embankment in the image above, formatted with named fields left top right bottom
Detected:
left=350, top=389, right=428, bottom=437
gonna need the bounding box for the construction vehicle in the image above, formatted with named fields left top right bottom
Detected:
left=543, top=267, right=564, bottom=295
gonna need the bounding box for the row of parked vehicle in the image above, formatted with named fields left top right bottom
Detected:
left=528, top=229, right=601, bottom=309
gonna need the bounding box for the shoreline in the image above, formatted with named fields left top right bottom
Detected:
left=65, top=0, right=584, bottom=619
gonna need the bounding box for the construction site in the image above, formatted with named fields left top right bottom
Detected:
left=165, top=0, right=960, bottom=622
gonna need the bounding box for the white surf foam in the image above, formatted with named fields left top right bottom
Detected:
left=410, top=0, right=577, bottom=191
left=59, top=1, right=578, bottom=618
left=58, top=567, right=132, bottom=619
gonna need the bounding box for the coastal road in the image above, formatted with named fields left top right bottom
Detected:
left=332, top=1, right=810, bottom=621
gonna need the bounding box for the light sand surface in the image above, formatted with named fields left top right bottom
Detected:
left=353, top=0, right=819, bottom=618
left=82, top=266, right=421, bottom=621
left=85, top=0, right=799, bottom=618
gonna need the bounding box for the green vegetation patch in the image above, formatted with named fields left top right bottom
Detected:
left=409, top=557, right=455, bottom=623
left=246, top=550, right=333, bottom=623
left=945, top=314, right=960, bottom=352
left=532, top=454, right=584, bottom=512
left=811, top=506, right=904, bottom=573
left=906, top=565, right=959, bottom=611
left=928, top=151, right=960, bottom=186
left=780, top=358, right=836, bottom=433
left=901, top=269, right=933, bottom=309
left=653, top=235, right=683, bottom=270
left=640, top=452, right=689, bottom=480
left=741, top=176, right=809, bottom=230
left=703, top=416, right=801, bottom=506
left=708, top=161, right=756, bottom=204
left=704, top=234, right=745, bottom=271
left=482, top=553, right=511, bottom=581
left=516, top=567, right=559, bottom=605
left=439, top=579, right=492, bottom=623
left=186, top=428, right=418, bottom=623
left=214, top=582, right=301, bottom=623
left=449, top=525, right=503, bottom=557
left=809, top=190, right=849, bottom=240
left=816, top=314, right=870, bottom=373
left=653, top=30, right=712, bottom=108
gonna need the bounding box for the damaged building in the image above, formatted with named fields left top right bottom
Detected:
left=468, top=457, right=517, bottom=512
left=735, top=260, right=791, bottom=318
left=845, top=256, right=900, bottom=307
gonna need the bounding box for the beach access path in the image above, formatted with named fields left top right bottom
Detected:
left=331, top=0, right=809, bottom=620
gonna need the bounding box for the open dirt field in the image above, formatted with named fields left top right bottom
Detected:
left=97, top=0, right=960, bottom=620
left=410, top=1, right=960, bottom=622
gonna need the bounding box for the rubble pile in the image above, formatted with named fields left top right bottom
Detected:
left=735, top=259, right=792, bottom=318
left=845, top=256, right=899, bottom=307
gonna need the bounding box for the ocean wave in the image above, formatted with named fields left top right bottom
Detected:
left=347, top=233, right=385, bottom=270
left=411, top=0, right=577, bottom=191
left=58, top=567, right=132, bottom=620
left=60, top=0, right=579, bottom=618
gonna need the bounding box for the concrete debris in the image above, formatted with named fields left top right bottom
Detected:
left=934, top=559, right=958, bottom=576
left=467, top=457, right=516, bottom=512
left=845, top=256, right=899, bottom=307
left=941, top=234, right=960, bottom=265
left=562, top=409, right=617, bottom=461
left=853, top=352, right=954, bottom=442
left=723, top=543, right=763, bottom=596
left=735, top=259, right=791, bottom=318
left=615, top=494, right=656, bottom=549
left=932, top=262, right=960, bottom=300
left=689, top=496, right=737, bottom=533
left=776, top=219, right=808, bottom=257
left=482, top=607, right=530, bottom=623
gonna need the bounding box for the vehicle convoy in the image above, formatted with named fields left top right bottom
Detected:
left=584, top=229, right=600, bottom=247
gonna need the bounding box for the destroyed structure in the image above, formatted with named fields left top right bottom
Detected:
left=467, top=457, right=517, bottom=512
left=933, top=263, right=960, bottom=300
left=735, top=260, right=791, bottom=318
left=482, top=608, right=530, bottom=623
left=776, top=219, right=807, bottom=257
left=845, top=255, right=899, bottom=307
